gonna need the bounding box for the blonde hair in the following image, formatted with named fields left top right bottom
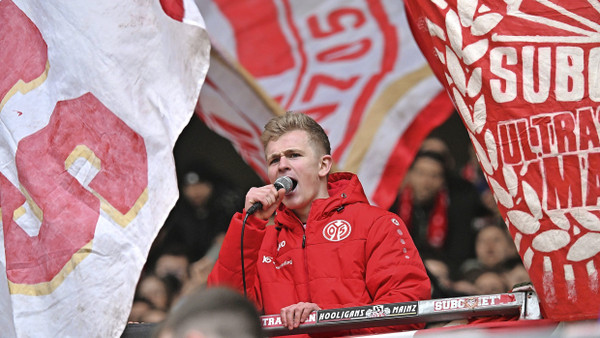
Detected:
left=261, top=111, right=331, bottom=155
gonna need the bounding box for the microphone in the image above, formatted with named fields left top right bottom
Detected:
left=246, top=176, right=296, bottom=215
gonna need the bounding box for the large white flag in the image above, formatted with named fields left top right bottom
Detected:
left=0, top=0, right=209, bottom=336
left=195, top=0, right=454, bottom=208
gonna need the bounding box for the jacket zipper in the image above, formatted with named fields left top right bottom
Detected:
left=296, top=217, right=312, bottom=303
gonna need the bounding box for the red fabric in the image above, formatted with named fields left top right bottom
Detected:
left=467, top=314, right=519, bottom=325
left=372, top=91, right=454, bottom=209
left=397, top=186, right=449, bottom=249
left=461, top=163, right=477, bottom=184
left=159, top=0, right=184, bottom=21
left=416, top=319, right=557, bottom=336
left=208, top=172, right=431, bottom=336
left=403, top=0, right=600, bottom=322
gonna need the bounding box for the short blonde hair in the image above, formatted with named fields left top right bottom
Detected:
left=261, top=111, right=331, bottom=155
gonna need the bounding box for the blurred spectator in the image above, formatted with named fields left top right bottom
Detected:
left=424, top=257, right=451, bottom=291
left=136, top=273, right=181, bottom=314
left=127, top=294, right=168, bottom=324
left=423, top=254, right=467, bottom=299
left=155, top=286, right=263, bottom=338
left=473, top=269, right=508, bottom=295
left=142, top=308, right=168, bottom=324
left=475, top=223, right=515, bottom=267
left=137, top=274, right=169, bottom=311
left=154, top=247, right=190, bottom=285
left=133, top=164, right=243, bottom=322
left=460, top=146, right=506, bottom=226
left=182, top=254, right=218, bottom=296
left=420, top=137, right=456, bottom=171
left=148, top=164, right=243, bottom=267
left=452, top=266, right=509, bottom=296
left=452, top=278, right=479, bottom=296
left=501, top=257, right=531, bottom=291
left=128, top=297, right=154, bottom=323
left=460, top=223, right=517, bottom=278
left=390, top=143, right=491, bottom=280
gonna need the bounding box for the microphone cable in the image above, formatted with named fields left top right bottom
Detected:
left=241, top=211, right=250, bottom=298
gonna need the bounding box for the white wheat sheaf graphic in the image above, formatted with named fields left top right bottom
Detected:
left=425, top=0, right=600, bottom=304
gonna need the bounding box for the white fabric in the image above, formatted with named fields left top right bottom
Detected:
left=0, top=0, right=210, bottom=336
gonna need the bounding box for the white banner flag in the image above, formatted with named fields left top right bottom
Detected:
left=195, top=0, right=453, bottom=208
left=0, top=0, right=209, bottom=336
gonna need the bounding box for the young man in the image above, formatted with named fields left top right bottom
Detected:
left=208, top=112, right=430, bottom=335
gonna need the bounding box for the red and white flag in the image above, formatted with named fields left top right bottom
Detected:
left=0, top=0, right=209, bottom=336
left=404, top=0, right=600, bottom=321
left=197, top=48, right=284, bottom=183
left=195, top=0, right=454, bottom=208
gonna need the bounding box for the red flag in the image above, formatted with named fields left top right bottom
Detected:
left=404, top=0, right=600, bottom=321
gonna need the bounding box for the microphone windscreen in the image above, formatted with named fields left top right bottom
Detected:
left=274, top=176, right=295, bottom=193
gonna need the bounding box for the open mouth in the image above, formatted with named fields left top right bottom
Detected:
left=286, top=178, right=298, bottom=195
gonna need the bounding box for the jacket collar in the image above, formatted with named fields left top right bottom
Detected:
left=275, top=172, right=369, bottom=230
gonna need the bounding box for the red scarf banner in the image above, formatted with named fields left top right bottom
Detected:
left=404, top=0, right=600, bottom=321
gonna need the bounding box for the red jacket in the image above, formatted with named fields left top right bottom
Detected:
left=208, top=172, right=431, bottom=335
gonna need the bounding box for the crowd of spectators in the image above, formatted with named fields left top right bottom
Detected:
left=127, top=136, right=531, bottom=326
left=128, top=163, right=244, bottom=324
left=400, top=137, right=530, bottom=300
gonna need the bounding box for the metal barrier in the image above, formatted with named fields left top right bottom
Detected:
left=261, top=291, right=542, bottom=336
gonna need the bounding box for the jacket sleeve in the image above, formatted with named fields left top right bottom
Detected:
left=365, top=212, right=431, bottom=304
left=207, top=211, right=268, bottom=309
left=321, top=211, right=431, bottom=334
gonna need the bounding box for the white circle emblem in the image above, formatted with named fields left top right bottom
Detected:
left=323, top=220, right=352, bottom=242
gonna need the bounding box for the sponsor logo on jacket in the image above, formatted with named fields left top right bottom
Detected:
left=262, top=255, right=293, bottom=270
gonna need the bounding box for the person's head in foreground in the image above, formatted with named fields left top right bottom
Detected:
left=157, top=286, right=263, bottom=338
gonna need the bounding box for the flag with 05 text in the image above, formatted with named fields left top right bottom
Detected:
left=195, top=0, right=454, bottom=208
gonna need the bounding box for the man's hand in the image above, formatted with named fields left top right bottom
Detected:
left=245, top=185, right=285, bottom=220
left=280, top=302, right=320, bottom=330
